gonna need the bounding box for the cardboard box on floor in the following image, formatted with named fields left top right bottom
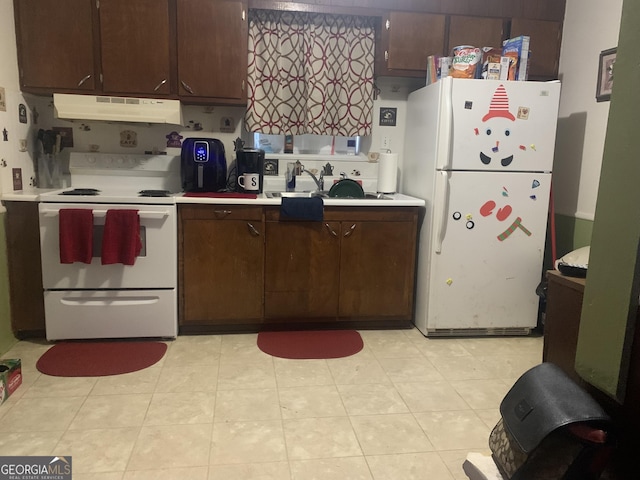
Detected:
left=0, top=359, right=22, bottom=405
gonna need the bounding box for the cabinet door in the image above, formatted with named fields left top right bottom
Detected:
left=99, top=0, right=172, bottom=95
left=4, top=202, right=45, bottom=337
left=447, top=15, right=505, bottom=52
left=14, top=0, right=97, bottom=92
left=176, top=0, right=247, bottom=102
left=339, top=220, right=416, bottom=320
left=382, top=11, right=446, bottom=74
left=510, top=18, right=562, bottom=80
left=265, top=221, right=340, bottom=320
left=179, top=207, right=263, bottom=325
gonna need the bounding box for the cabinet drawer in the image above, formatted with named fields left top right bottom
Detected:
left=265, top=206, right=419, bottom=222
left=324, top=207, right=418, bottom=222
left=179, top=205, right=263, bottom=221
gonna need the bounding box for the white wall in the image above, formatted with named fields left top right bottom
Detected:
left=0, top=0, right=35, bottom=196
left=372, top=77, right=423, bottom=157
left=553, top=0, right=623, bottom=221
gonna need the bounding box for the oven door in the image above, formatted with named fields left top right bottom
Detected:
left=39, top=203, right=176, bottom=289
left=44, top=289, right=177, bottom=340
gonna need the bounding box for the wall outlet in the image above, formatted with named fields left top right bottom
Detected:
left=12, top=168, right=23, bottom=191
left=381, top=136, right=391, bottom=151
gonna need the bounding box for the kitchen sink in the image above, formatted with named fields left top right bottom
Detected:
left=265, top=191, right=393, bottom=200
left=265, top=191, right=327, bottom=198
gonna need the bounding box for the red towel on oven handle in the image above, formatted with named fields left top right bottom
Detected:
left=101, top=209, right=142, bottom=265
left=59, top=208, right=94, bottom=264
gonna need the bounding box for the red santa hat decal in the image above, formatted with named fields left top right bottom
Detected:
left=482, top=84, right=516, bottom=122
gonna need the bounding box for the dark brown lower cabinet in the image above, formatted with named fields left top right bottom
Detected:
left=264, top=215, right=340, bottom=321
left=178, top=205, right=264, bottom=331
left=264, top=206, right=418, bottom=328
left=180, top=205, right=420, bottom=331
left=338, top=214, right=417, bottom=321
left=3, top=201, right=45, bottom=338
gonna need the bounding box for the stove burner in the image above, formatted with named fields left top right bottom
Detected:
left=139, top=190, right=171, bottom=197
left=60, top=188, right=100, bottom=196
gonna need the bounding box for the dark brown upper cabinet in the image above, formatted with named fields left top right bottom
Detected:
left=14, top=0, right=248, bottom=103
left=446, top=15, right=506, bottom=53
left=99, top=0, right=173, bottom=96
left=379, top=11, right=446, bottom=77
left=14, top=0, right=99, bottom=93
left=510, top=18, right=563, bottom=80
left=176, top=0, right=248, bottom=104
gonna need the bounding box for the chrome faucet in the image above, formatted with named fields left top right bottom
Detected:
left=302, top=169, right=324, bottom=192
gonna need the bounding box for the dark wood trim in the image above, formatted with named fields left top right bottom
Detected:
left=168, top=0, right=179, bottom=96
left=92, top=0, right=103, bottom=91
left=249, top=0, right=386, bottom=17
left=248, top=0, right=566, bottom=22
left=180, top=319, right=412, bottom=335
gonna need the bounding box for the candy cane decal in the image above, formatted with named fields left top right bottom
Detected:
left=497, top=217, right=532, bottom=241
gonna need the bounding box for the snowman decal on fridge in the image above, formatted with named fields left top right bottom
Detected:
left=466, top=84, right=541, bottom=242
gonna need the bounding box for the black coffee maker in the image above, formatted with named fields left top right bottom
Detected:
left=181, top=138, right=227, bottom=192
left=236, top=148, right=265, bottom=193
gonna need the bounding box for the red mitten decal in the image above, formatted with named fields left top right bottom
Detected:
left=496, top=205, right=513, bottom=222
left=480, top=200, right=496, bottom=217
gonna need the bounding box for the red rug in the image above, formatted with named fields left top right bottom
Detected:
left=257, top=330, right=364, bottom=359
left=36, top=340, right=167, bottom=377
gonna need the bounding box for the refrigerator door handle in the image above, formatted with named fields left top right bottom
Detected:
left=436, top=78, right=454, bottom=170
left=435, top=171, right=450, bottom=254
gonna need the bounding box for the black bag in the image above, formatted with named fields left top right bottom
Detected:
left=489, top=363, right=614, bottom=480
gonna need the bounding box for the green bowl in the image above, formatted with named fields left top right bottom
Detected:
left=328, top=179, right=365, bottom=198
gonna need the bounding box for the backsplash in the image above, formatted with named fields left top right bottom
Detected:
left=3, top=77, right=422, bottom=192
left=0, top=88, right=34, bottom=194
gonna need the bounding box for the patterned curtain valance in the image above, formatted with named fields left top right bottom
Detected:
left=245, top=10, right=375, bottom=137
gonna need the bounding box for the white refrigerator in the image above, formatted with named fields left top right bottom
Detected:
left=402, top=77, right=561, bottom=336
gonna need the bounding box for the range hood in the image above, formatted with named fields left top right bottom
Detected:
left=53, top=93, right=183, bottom=125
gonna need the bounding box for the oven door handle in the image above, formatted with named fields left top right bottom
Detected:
left=60, top=297, right=160, bottom=306
left=41, top=209, right=171, bottom=219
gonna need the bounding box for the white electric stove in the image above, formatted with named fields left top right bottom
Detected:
left=38, top=152, right=182, bottom=340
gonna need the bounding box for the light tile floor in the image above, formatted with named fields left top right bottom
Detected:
left=0, top=328, right=544, bottom=480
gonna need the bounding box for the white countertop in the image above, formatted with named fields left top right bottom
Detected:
left=2, top=189, right=425, bottom=208
left=1, top=188, right=46, bottom=201
left=175, top=192, right=425, bottom=207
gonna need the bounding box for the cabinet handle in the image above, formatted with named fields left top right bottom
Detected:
left=343, top=224, right=357, bottom=238
left=384, top=51, right=389, bottom=62
left=386, top=19, right=390, bottom=30
left=241, top=80, right=245, bottom=92
left=213, top=209, right=232, bottom=218
left=247, top=222, right=260, bottom=236
left=242, top=9, right=246, bottom=20
left=77, top=74, right=92, bottom=87
left=324, top=223, right=338, bottom=237
left=153, top=79, right=167, bottom=92
left=181, top=80, right=194, bottom=95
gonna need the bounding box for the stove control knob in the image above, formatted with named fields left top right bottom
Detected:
left=87, top=157, right=96, bottom=164
left=116, top=157, right=125, bottom=165
left=105, top=157, right=114, bottom=164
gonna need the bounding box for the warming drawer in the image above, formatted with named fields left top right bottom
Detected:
left=44, top=289, right=177, bottom=340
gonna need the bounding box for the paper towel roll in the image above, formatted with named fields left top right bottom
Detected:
left=377, top=153, right=398, bottom=193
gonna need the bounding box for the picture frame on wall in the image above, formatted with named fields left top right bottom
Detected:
left=263, top=158, right=279, bottom=176
left=596, top=47, right=616, bottom=102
